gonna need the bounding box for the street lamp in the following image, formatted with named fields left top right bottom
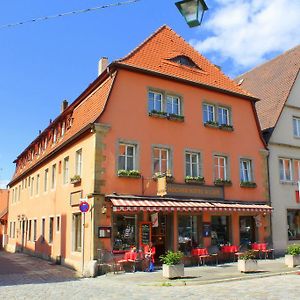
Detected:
left=175, top=0, right=208, bottom=28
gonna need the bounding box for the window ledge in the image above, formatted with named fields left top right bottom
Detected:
left=185, top=177, right=205, bottom=185
left=219, top=125, right=234, bottom=131
left=117, top=174, right=141, bottom=179
left=214, top=180, right=232, bottom=186
left=117, top=170, right=141, bottom=178
left=148, top=111, right=167, bottom=119
left=280, top=181, right=294, bottom=185
left=240, top=182, right=257, bottom=188
left=167, top=114, right=184, bottom=122
left=204, top=122, right=219, bottom=128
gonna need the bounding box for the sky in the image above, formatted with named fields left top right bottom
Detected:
left=0, top=0, right=300, bottom=188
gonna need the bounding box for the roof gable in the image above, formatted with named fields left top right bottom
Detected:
left=236, top=45, right=300, bottom=131
left=117, top=25, right=252, bottom=98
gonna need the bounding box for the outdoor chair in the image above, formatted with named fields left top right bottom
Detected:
left=260, top=243, right=275, bottom=259
left=207, top=245, right=219, bottom=265
left=118, top=251, right=144, bottom=272
left=97, top=249, right=121, bottom=274
left=191, top=248, right=210, bottom=266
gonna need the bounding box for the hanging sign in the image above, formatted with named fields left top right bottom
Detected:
left=151, top=213, right=159, bottom=227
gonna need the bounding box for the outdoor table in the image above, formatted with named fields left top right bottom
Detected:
left=191, top=248, right=210, bottom=266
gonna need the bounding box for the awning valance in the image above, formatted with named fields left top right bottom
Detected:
left=108, top=197, right=272, bottom=213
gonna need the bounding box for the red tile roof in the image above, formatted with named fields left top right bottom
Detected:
left=117, top=25, right=254, bottom=99
left=236, top=45, right=300, bottom=131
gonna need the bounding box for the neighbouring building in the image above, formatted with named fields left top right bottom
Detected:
left=0, top=189, right=9, bottom=249
left=7, top=25, right=272, bottom=272
left=237, top=45, right=300, bottom=255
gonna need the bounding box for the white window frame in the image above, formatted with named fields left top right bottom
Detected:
left=214, top=155, right=228, bottom=180
left=118, top=144, right=136, bottom=171
left=33, top=219, right=37, bottom=241
left=279, top=158, right=292, bottom=182
left=30, top=177, right=34, bottom=197
left=63, top=157, right=69, bottom=184
left=166, top=95, right=181, bottom=116
left=51, top=164, right=56, bottom=189
left=36, top=174, right=40, bottom=196
left=203, top=103, right=215, bottom=123
left=61, top=122, right=65, bottom=137
left=148, top=91, right=163, bottom=112
left=218, top=106, right=230, bottom=125
left=153, top=147, right=170, bottom=175
left=56, top=215, right=61, bottom=233
left=293, top=117, right=300, bottom=137
left=72, top=213, right=82, bottom=252
left=75, top=149, right=82, bottom=176
left=44, top=169, right=48, bottom=192
left=185, top=152, right=200, bottom=177
left=49, top=216, right=54, bottom=244
left=240, top=159, right=252, bottom=182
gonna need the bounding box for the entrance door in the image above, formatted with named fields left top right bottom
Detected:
left=151, top=213, right=166, bottom=261
left=239, top=216, right=256, bottom=245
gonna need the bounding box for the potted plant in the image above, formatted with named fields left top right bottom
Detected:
left=167, top=113, right=185, bottom=122
left=70, top=175, right=81, bottom=184
left=204, top=120, right=219, bottom=128
left=214, top=178, right=232, bottom=186
left=185, top=176, right=205, bottom=184
left=117, top=169, right=141, bottom=178
left=285, top=244, right=300, bottom=268
left=237, top=250, right=258, bottom=273
left=240, top=181, right=257, bottom=188
left=148, top=110, right=167, bottom=118
left=160, top=251, right=184, bottom=279
left=219, top=124, right=234, bottom=131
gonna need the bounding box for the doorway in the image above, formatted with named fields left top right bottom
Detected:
left=151, top=213, right=167, bottom=260
left=239, top=216, right=256, bottom=245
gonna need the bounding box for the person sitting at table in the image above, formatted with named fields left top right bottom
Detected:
left=144, top=242, right=156, bottom=272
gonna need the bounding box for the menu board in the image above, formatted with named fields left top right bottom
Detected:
left=140, top=222, right=152, bottom=247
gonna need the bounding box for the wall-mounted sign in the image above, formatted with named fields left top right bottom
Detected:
left=70, top=190, right=83, bottom=206
left=167, top=183, right=224, bottom=200
left=98, top=226, right=112, bottom=238
left=140, top=222, right=152, bottom=247
left=202, top=222, right=211, bottom=237
left=157, top=176, right=167, bottom=196
left=151, top=213, right=159, bottom=227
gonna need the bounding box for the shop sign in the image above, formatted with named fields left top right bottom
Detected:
left=166, top=183, right=224, bottom=200
left=203, top=222, right=211, bottom=237
left=151, top=213, right=159, bottom=227
left=140, top=222, right=152, bottom=247
left=157, top=176, right=167, bottom=196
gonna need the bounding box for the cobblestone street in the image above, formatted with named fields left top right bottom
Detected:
left=1, top=251, right=300, bottom=300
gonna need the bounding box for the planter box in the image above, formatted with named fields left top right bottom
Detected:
left=118, top=174, right=141, bottom=178
left=167, top=115, right=184, bottom=122
left=148, top=111, right=167, bottom=119
left=162, top=264, right=184, bottom=279
left=285, top=254, right=300, bottom=268
left=185, top=179, right=205, bottom=185
left=219, top=125, right=234, bottom=131
left=240, top=182, right=257, bottom=188
left=214, top=181, right=232, bottom=186
left=238, top=259, right=258, bottom=273
left=204, top=122, right=219, bottom=128
left=70, top=178, right=81, bottom=185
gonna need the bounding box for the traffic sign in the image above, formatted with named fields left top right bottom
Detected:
left=79, top=201, right=90, bottom=213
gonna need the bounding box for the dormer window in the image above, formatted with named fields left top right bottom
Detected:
left=53, top=128, right=57, bottom=144
left=61, top=122, right=65, bottom=137
left=44, top=137, right=48, bottom=150
left=169, top=55, right=199, bottom=69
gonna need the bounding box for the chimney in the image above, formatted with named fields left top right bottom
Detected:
left=98, top=57, right=108, bottom=76
left=61, top=99, right=68, bottom=113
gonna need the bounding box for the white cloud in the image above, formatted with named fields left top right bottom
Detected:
left=0, top=180, right=9, bottom=189
left=191, top=0, right=300, bottom=70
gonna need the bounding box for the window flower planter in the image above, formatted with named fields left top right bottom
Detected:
left=153, top=173, right=174, bottom=183
left=240, top=181, right=257, bottom=188
left=237, top=251, right=258, bottom=273
left=204, top=121, right=219, bottom=128
left=219, top=124, right=234, bottom=131
left=70, top=175, right=81, bottom=185
left=214, top=179, right=232, bottom=186
left=185, top=176, right=205, bottom=185
left=117, top=170, right=141, bottom=178
left=148, top=110, right=167, bottom=119
left=167, top=114, right=184, bottom=122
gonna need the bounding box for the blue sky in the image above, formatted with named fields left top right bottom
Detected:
left=0, top=0, right=299, bottom=187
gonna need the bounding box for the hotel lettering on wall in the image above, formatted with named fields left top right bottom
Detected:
left=166, top=183, right=224, bottom=200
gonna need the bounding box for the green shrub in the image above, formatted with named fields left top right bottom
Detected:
left=239, top=250, right=256, bottom=260
left=159, top=251, right=183, bottom=265
left=287, top=244, right=300, bottom=256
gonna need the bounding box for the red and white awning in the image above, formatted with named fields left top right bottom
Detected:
left=109, top=197, right=272, bottom=213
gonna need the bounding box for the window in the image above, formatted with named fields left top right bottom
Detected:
left=61, top=122, right=65, bottom=137
left=240, top=159, right=252, bottom=182
left=44, top=137, right=48, bottom=150
left=203, top=104, right=215, bottom=123
left=41, top=218, right=45, bottom=241
left=33, top=219, right=37, bottom=241
left=153, top=147, right=170, bottom=175
left=293, top=117, right=300, bottom=137
left=53, top=128, right=57, bottom=143
left=287, top=210, right=300, bottom=240
left=279, top=158, right=292, bottom=181
left=30, top=177, right=34, bottom=196
left=169, top=55, right=199, bottom=68
left=18, top=185, right=21, bottom=201
left=211, top=216, right=231, bottom=245
left=44, top=169, right=48, bottom=192
left=178, top=215, right=198, bottom=255
left=166, top=95, right=181, bottom=115
left=148, top=91, right=163, bottom=112
left=9, top=222, right=12, bottom=238
left=28, top=220, right=32, bottom=241
left=75, top=149, right=82, bottom=176
left=56, top=216, right=60, bottom=232
left=63, top=157, right=69, bottom=184
left=13, top=222, right=16, bottom=238
left=185, top=152, right=200, bottom=177
left=51, top=164, right=56, bottom=189
left=118, top=144, right=136, bottom=171
left=73, top=213, right=82, bottom=252
left=49, top=217, right=54, bottom=243
left=36, top=174, right=40, bottom=195
left=113, top=214, right=137, bottom=251
left=218, top=107, right=230, bottom=125
left=214, top=155, right=228, bottom=180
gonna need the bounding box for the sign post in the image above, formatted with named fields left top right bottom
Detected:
left=79, top=200, right=90, bottom=275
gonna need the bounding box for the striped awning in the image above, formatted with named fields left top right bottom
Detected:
left=109, top=197, right=273, bottom=213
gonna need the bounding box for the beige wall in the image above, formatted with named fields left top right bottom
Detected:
left=7, top=132, right=97, bottom=271
left=269, top=73, right=300, bottom=254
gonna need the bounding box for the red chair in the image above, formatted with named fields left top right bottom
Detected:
left=192, top=248, right=210, bottom=266
left=221, top=245, right=239, bottom=262
left=254, top=243, right=274, bottom=259
left=118, top=251, right=143, bottom=272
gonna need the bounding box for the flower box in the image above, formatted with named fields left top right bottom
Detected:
left=240, top=181, right=257, bottom=188
left=237, top=259, right=258, bottom=273
left=167, top=114, right=184, bottom=122
left=162, top=264, right=184, bottom=279
left=185, top=176, right=205, bottom=185
left=204, top=121, right=219, bottom=128
left=285, top=244, right=300, bottom=267
left=214, top=179, right=232, bottom=186
left=219, top=124, right=234, bottom=131
left=117, top=170, right=141, bottom=178
left=70, top=175, right=81, bottom=184
left=153, top=173, right=174, bottom=183
left=148, top=110, right=167, bottom=119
